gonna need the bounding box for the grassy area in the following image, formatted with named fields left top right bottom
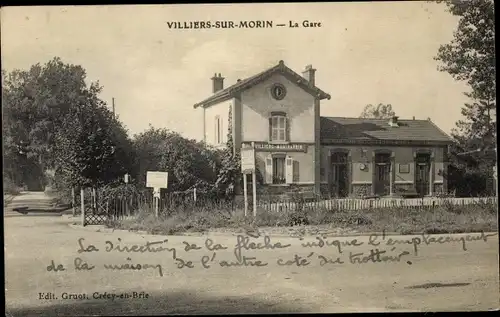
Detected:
left=105, top=200, right=498, bottom=236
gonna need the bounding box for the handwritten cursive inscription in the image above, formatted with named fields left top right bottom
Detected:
left=104, top=238, right=177, bottom=259
left=104, top=257, right=164, bottom=277
left=234, top=235, right=291, bottom=262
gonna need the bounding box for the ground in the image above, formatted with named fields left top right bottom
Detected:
left=4, top=192, right=500, bottom=315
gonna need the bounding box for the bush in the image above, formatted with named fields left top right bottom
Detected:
left=3, top=177, right=21, bottom=196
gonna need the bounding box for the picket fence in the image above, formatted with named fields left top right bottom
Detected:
left=260, top=196, right=498, bottom=212
left=74, top=184, right=497, bottom=224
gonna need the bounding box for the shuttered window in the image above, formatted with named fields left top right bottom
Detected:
left=265, top=154, right=296, bottom=184
left=268, top=113, right=289, bottom=142
left=214, top=116, right=223, bottom=144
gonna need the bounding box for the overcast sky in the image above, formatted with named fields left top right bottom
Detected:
left=1, top=3, right=469, bottom=140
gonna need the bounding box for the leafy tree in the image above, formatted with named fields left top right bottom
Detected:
left=2, top=57, right=134, bottom=191
left=132, top=126, right=220, bottom=192
left=434, top=0, right=496, bottom=194
left=214, top=105, right=241, bottom=197
left=359, top=103, right=396, bottom=119
left=53, top=102, right=134, bottom=189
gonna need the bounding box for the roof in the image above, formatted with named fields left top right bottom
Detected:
left=320, top=117, right=454, bottom=144
left=193, top=60, right=331, bottom=108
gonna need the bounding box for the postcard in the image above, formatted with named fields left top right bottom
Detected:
left=2, top=2, right=498, bottom=315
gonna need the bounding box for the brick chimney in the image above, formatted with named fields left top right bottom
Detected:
left=389, top=116, right=399, bottom=127
left=302, top=64, right=316, bottom=87
left=211, top=73, right=224, bottom=93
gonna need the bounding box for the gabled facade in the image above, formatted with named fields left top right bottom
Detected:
left=194, top=61, right=453, bottom=198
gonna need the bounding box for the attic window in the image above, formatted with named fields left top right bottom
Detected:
left=271, top=83, right=287, bottom=100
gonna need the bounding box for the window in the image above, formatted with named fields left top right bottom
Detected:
left=272, top=157, right=286, bottom=184
left=271, top=83, right=287, bottom=100
left=269, top=114, right=287, bottom=142
left=214, top=116, right=223, bottom=144
left=266, top=154, right=295, bottom=184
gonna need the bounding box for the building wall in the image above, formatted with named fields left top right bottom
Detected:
left=254, top=145, right=316, bottom=184
left=320, top=144, right=447, bottom=197
left=240, top=73, right=315, bottom=143
left=203, top=98, right=234, bottom=149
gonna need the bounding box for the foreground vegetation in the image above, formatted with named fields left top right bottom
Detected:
left=105, top=200, right=498, bottom=237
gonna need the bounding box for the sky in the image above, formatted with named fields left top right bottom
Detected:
left=1, top=2, right=470, bottom=141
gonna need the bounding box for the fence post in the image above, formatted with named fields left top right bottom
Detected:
left=72, top=187, right=76, bottom=217
left=92, top=187, right=96, bottom=210
left=81, top=188, right=85, bottom=226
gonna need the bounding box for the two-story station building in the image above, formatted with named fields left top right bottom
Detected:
left=193, top=60, right=453, bottom=198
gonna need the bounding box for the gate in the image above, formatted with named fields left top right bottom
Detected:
left=83, top=188, right=108, bottom=226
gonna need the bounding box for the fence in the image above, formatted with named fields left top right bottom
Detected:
left=91, top=192, right=498, bottom=220
left=259, top=196, right=498, bottom=212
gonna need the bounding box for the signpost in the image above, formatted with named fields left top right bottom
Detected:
left=146, top=171, right=169, bottom=217
left=241, top=145, right=257, bottom=217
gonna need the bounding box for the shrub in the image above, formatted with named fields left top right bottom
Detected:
left=3, top=177, right=21, bottom=196
left=106, top=196, right=498, bottom=236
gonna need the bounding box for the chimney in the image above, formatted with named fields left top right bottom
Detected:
left=302, top=64, right=316, bottom=87
left=389, top=116, right=399, bottom=127
left=211, top=73, right=224, bottom=93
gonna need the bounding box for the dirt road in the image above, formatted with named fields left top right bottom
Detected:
left=4, top=196, right=499, bottom=315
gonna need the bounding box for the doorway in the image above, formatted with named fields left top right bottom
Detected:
left=374, top=153, right=391, bottom=196
left=330, top=152, right=349, bottom=197
left=415, top=153, right=431, bottom=197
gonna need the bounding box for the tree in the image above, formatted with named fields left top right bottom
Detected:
left=132, top=126, right=220, bottom=192
left=359, top=103, right=396, bottom=119
left=2, top=57, right=134, bottom=190
left=214, top=105, right=241, bottom=197
left=434, top=0, right=496, bottom=194
left=53, top=102, right=134, bottom=189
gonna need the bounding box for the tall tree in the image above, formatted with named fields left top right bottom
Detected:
left=2, top=57, right=134, bottom=190
left=359, top=103, right=396, bottom=119
left=214, top=105, right=242, bottom=197
left=434, top=0, right=496, bottom=174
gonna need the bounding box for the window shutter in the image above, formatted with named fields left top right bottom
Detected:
left=286, top=156, right=294, bottom=184
left=286, top=117, right=290, bottom=142
left=293, top=161, right=300, bottom=182
left=265, top=155, right=273, bottom=184
left=214, top=117, right=217, bottom=144
left=268, top=117, right=273, bottom=142
left=219, top=118, right=224, bottom=144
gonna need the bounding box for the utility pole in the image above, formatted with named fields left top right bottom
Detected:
left=112, top=97, right=116, bottom=118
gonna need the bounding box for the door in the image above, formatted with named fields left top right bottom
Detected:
left=331, top=153, right=349, bottom=197
left=374, top=153, right=391, bottom=196
left=415, top=154, right=430, bottom=196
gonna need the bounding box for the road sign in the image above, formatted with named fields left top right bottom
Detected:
left=241, top=147, right=255, bottom=174
left=146, top=171, right=168, bottom=188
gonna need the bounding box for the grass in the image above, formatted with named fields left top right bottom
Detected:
left=105, top=199, right=498, bottom=237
